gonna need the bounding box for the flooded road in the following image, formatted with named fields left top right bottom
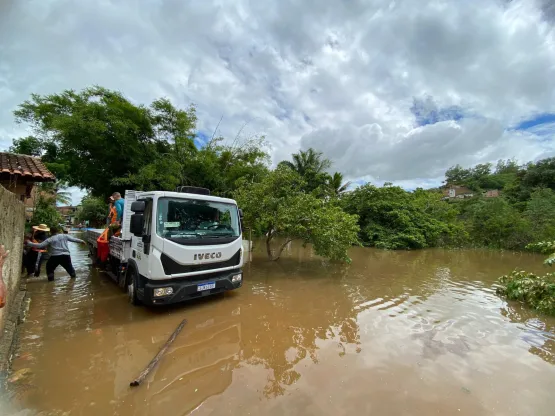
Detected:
left=4, top=241, right=555, bottom=415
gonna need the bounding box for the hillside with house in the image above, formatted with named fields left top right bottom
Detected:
left=441, top=160, right=517, bottom=200
left=441, top=184, right=500, bottom=200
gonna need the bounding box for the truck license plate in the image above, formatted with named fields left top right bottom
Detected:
left=197, top=282, right=216, bottom=292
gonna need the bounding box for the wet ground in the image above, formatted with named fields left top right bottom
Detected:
left=3, top=241, right=555, bottom=415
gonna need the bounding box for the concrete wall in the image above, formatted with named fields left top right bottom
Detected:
left=0, top=180, right=38, bottom=220
left=0, top=184, right=25, bottom=334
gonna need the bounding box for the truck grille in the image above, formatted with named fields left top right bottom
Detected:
left=160, top=249, right=241, bottom=275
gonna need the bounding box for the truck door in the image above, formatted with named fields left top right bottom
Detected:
left=134, top=198, right=153, bottom=274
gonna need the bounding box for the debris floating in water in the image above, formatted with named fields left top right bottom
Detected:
left=130, top=319, right=187, bottom=387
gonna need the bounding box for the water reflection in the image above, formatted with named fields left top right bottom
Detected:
left=500, top=303, right=555, bottom=364
left=6, top=241, right=555, bottom=415
left=239, top=259, right=362, bottom=398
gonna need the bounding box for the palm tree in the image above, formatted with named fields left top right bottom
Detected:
left=281, top=148, right=332, bottom=176
left=37, top=181, right=72, bottom=205
left=54, top=189, right=72, bottom=206
left=328, top=172, right=352, bottom=196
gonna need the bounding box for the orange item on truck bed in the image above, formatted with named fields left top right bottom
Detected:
left=96, top=203, right=121, bottom=262
left=96, top=228, right=110, bottom=262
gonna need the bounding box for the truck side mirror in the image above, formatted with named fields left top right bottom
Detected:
left=131, top=201, right=146, bottom=213
left=130, top=214, right=144, bottom=236
left=238, top=209, right=244, bottom=219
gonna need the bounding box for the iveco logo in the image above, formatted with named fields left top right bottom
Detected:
left=194, top=252, right=222, bottom=261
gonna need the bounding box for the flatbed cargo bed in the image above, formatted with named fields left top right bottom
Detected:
left=85, top=228, right=129, bottom=261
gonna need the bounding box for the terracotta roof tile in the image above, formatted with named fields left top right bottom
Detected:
left=0, top=152, right=56, bottom=182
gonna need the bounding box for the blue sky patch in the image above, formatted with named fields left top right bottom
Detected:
left=514, top=113, right=555, bottom=132
left=195, top=131, right=210, bottom=148
left=411, top=96, right=465, bottom=127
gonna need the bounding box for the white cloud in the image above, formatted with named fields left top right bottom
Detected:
left=301, top=117, right=555, bottom=182
left=524, top=121, right=555, bottom=138
left=0, top=0, right=554, bottom=188
left=66, top=187, right=87, bottom=206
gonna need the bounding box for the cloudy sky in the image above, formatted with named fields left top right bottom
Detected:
left=1, top=0, right=555, bottom=204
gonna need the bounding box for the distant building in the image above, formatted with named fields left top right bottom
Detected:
left=442, top=184, right=474, bottom=199
left=484, top=189, right=500, bottom=198
left=57, top=205, right=79, bottom=225
left=0, top=152, right=56, bottom=220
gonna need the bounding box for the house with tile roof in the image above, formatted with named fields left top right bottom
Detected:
left=57, top=205, right=80, bottom=226
left=484, top=189, right=500, bottom=198
left=441, top=184, right=474, bottom=200
left=0, top=152, right=56, bottom=219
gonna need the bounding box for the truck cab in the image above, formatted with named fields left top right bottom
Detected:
left=87, top=187, right=244, bottom=306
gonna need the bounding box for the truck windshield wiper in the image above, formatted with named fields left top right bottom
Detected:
left=167, top=233, right=203, bottom=239
left=166, top=233, right=235, bottom=239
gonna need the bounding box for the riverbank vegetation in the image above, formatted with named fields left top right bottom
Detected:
left=7, top=86, right=555, bottom=260
left=498, top=271, right=555, bottom=315
left=497, top=242, right=555, bottom=315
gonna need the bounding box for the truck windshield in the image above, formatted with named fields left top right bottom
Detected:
left=156, top=197, right=240, bottom=244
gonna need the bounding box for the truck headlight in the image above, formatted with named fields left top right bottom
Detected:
left=232, top=274, right=242, bottom=283
left=153, top=287, right=174, bottom=297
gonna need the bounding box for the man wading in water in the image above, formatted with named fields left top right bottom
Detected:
left=25, top=226, right=86, bottom=281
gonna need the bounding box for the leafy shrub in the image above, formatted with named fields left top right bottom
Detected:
left=498, top=240, right=555, bottom=315
left=526, top=241, right=555, bottom=266
left=459, top=197, right=532, bottom=249
left=342, top=184, right=466, bottom=250
left=32, top=195, right=62, bottom=227
left=76, top=195, right=107, bottom=227
left=497, top=271, right=555, bottom=315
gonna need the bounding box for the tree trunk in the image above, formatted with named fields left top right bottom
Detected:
left=265, top=237, right=293, bottom=261
left=265, top=228, right=274, bottom=259
left=270, top=239, right=293, bottom=261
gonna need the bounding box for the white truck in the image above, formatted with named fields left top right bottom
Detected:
left=85, top=187, right=244, bottom=306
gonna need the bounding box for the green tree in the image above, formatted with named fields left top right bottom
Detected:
left=13, top=86, right=270, bottom=199
left=113, top=135, right=270, bottom=196
left=326, top=172, right=351, bottom=197
left=76, top=195, right=108, bottom=227
left=495, top=159, right=519, bottom=175
left=280, top=148, right=332, bottom=177
left=460, top=197, right=531, bottom=249
left=234, top=165, right=360, bottom=262
left=279, top=148, right=333, bottom=193
left=524, top=188, right=555, bottom=241
left=343, top=184, right=465, bottom=249
left=37, top=181, right=72, bottom=206
left=8, top=136, right=43, bottom=156
left=185, top=136, right=270, bottom=197
left=32, top=194, right=62, bottom=227
left=444, top=161, right=516, bottom=192
left=506, top=158, right=555, bottom=203
left=112, top=156, right=182, bottom=192
left=13, top=86, right=194, bottom=197
left=472, top=163, right=492, bottom=178
left=444, top=164, right=471, bottom=185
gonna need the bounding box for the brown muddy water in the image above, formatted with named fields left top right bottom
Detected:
left=2, top=241, right=555, bottom=415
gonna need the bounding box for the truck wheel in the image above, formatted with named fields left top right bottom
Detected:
left=127, top=268, right=142, bottom=306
